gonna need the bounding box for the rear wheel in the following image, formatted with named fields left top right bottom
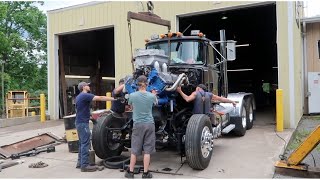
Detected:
left=245, top=97, right=255, bottom=130
left=92, top=113, right=126, bottom=159
left=233, top=102, right=247, bottom=136
left=185, top=114, right=213, bottom=170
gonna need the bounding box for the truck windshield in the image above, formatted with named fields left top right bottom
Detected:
left=147, top=40, right=204, bottom=65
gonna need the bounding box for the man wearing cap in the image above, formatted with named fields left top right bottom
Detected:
left=176, top=84, right=236, bottom=114
left=75, top=82, right=118, bottom=172
left=125, top=75, right=157, bottom=179
left=111, top=78, right=126, bottom=114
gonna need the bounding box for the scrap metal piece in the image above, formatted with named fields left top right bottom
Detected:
left=11, top=146, right=56, bottom=160
left=0, top=133, right=62, bottom=159
left=0, top=160, right=24, bottom=172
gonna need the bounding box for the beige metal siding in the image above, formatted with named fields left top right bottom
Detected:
left=48, top=1, right=265, bottom=83
left=292, top=3, right=303, bottom=127
left=47, top=1, right=264, bottom=119
left=306, top=22, right=320, bottom=72
left=276, top=2, right=290, bottom=128
left=293, top=15, right=303, bottom=127
left=276, top=1, right=303, bottom=128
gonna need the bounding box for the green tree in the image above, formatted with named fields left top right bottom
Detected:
left=0, top=1, right=47, bottom=116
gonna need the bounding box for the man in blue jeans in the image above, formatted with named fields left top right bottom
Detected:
left=75, top=82, right=118, bottom=172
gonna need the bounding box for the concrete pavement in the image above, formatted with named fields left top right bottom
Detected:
left=0, top=109, right=293, bottom=178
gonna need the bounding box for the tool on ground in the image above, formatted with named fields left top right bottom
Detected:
left=11, top=146, right=55, bottom=160
left=89, top=150, right=95, bottom=165
left=28, top=161, right=48, bottom=168
left=0, top=160, right=25, bottom=172
left=123, top=164, right=183, bottom=175
left=275, top=125, right=320, bottom=178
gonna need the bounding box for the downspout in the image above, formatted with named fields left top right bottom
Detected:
left=302, top=21, right=308, bottom=114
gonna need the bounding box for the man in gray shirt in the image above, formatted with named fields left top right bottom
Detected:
left=125, top=75, right=157, bottom=179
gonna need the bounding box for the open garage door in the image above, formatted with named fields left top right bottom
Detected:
left=58, top=27, right=115, bottom=117
left=179, top=3, right=278, bottom=121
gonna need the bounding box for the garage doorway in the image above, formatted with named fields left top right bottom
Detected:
left=178, top=3, right=278, bottom=123
left=58, top=27, right=115, bottom=117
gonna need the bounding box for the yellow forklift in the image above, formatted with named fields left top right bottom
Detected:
left=275, top=125, right=320, bottom=177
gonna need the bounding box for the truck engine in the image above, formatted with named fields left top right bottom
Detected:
left=123, top=49, right=189, bottom=106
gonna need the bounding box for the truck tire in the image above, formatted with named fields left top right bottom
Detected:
left=245, top=97, right=255, bottom=130
left=92, top=113, right=125, bottom=159
left=185, top=114, right=213, bottom=170
left=233, top=101, right=247, bottom=136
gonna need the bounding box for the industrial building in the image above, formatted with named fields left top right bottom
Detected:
left=47, top=1, right=304, bottom=128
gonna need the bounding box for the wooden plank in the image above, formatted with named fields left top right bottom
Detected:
left=59, top=36, right=68, bottom=117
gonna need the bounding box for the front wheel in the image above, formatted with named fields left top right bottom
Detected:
left=185, top=114, right=214, bottom=170
left=92, top=113, right=126, bottom=159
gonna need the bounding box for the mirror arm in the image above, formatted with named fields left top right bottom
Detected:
left=209, top=42, right=228, bottom=62
left=208, top=60, right=226, bottom=68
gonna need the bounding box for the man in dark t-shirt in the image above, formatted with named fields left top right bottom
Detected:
left=75, top=82, right=118, bottom=172
left=111, top=78, right=125, bottom=114
left=176, top=84, right=236, bottom=114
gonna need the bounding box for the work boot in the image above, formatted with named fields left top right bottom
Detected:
left=142, top=171, right=153, bottom=178
left=81, top=165, right=97, bottom=172
left=124, top=169, right=134, bottom=179
left=76, top=162, right=80, bottom=169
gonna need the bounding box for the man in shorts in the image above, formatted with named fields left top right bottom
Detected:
left=125, top=75, right=157, bottom=179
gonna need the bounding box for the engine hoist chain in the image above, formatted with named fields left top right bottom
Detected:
left=127, top=20, right=134, bottom=71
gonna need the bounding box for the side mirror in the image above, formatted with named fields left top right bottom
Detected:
left=226, top=41, right=236, bottom=61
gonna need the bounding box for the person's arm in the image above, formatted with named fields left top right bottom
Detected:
left=151, top=90, right=158, bottom=105
left=212, top=95, right=237, bottom=107
left=92, top=96, right=116, bottom=102
left=152, top=94, right=158, bottom=106
left=114, top=84, right=125, bottom=95
left=176, top=87, right=196, bottom=102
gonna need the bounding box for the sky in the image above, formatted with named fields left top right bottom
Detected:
left=39, top=0, right=320, bottom=17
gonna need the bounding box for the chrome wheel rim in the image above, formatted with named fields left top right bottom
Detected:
left=242, top=107, right=247, bottom=128
left=201, top=126, right=214, bottom=158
